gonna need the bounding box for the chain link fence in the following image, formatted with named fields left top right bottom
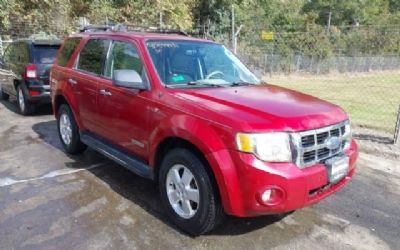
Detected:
left=1, top=21, right=399, bottom=142
left=233, top=28, right=400, bottom=142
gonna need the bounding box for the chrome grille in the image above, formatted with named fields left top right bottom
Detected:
left=293, top=120, right=351, bottom=168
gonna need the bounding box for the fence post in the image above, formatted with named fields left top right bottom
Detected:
left=394, top=105, right=400, bottom=145
left=263, top=53, right=267, bottom=75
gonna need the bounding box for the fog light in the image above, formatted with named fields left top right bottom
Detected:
left=257, top=186, right=285, bottom=206
left=261, top=189, right=272, bottom=202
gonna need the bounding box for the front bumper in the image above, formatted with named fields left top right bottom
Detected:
left=208, top=139, right=358, bottom=217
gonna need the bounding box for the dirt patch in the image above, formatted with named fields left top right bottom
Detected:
left=353, top=126, right=399, bottom=160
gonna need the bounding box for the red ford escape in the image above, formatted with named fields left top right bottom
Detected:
left=50, top=26, right=358, bottom=235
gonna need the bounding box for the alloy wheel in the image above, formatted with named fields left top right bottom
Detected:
left=166, top=164, right=200, bottom=219
left=18, top=88, right=25, bottom=112
left=59, top=113, right=72, bottom=146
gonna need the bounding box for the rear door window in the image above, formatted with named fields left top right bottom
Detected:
left=20, top=43, right=30, bottom=64
left=77, top=39, right=110, bottom=75
left=33, top=45, right=60, bottom=64
left=57, top=38, right=81, bottom=67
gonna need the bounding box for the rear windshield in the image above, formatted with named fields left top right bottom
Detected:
left=33, top=45, right=60, bottom=64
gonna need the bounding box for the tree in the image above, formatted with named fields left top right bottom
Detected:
left=302, top=0, right=389, bottom=26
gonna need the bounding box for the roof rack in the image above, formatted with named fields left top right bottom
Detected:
left=79, top=23, right=188, bottom=36
left=79, top=25, right=113, bottom=33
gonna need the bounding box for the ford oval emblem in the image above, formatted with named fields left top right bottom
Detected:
left=325, top=136, right=341, bottom=150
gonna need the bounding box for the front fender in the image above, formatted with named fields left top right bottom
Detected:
left=149, top=114, right=228, bottom=163
left=149, top=114, right=240, bottom=214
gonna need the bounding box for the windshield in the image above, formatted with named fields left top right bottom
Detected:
left=146, top=40, right=260, bottom=87
left=33, top=45, right=60, bottom=64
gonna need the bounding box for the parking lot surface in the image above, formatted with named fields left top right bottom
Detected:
left=0, top=100, right=399, bottom=250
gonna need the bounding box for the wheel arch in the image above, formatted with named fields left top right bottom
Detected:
left=150, top=119, right=236, bottom=214
left=13, top=79, right=23, bottom=94
left=154, top=137, right=213, bottom=182
left=53, top=92, right=83, bottom=129
left=54, top=94, right=69, bottom=116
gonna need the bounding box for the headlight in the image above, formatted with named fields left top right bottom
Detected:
left=236, top=132, right=292, bottom=162
left=343, top=121, right=352, bottom=149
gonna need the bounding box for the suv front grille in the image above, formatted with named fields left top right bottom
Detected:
left=293, top=121, right=351, bottom=168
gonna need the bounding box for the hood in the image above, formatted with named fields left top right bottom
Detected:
left=169, top=84, right=348, bottom=132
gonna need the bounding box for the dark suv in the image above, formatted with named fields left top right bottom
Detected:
left=0, top=39, right=61, bottom=115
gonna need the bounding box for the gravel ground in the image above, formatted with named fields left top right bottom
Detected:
left=0, top=100, right=399, bottom=250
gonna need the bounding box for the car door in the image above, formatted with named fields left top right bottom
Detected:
left=71, top=38, right=111, bottom=134
left=97, top=39, right=152, bottom=159
left=51, top=37, right=81, bottom=116
left=0, top=47, right=10, bottom=92
left=0, top=42, right=17, bottom=96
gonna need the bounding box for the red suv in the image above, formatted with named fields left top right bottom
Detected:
left=50, top=27, right=358, bottom=235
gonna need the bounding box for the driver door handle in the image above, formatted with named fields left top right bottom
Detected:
left=68, top=78, right=77, bottom=85
left=100, top=89, right=112, bottom=96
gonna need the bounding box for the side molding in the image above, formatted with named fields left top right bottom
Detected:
left=81, top=132, right=154, bottom=180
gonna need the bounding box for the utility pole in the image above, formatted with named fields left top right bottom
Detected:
left=234, top=25, right=243, bottom=54
left=395, top=105, right=400, bottom=145
left=231, top=5, right=243, bottom=54
left=327, top=10, right=332, bottom=34
left=0, top=37, right=3, bottom=56
left=231, top=5, right=235, bottom=51
left=159, top=12, right=163, bottom=28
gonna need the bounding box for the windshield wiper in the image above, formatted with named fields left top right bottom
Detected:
left=166, top=82, right=223, bottom=88
left=186, top=81, right=225, bottom=87
left=229, top=81, right=256, bottom=86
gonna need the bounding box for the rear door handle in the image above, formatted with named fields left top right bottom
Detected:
left=99, top=89, right=112, bottom=96
left=68, top=78, right=77, bottom=85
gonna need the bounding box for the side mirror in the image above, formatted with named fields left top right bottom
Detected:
left=112, top=69, right=147, bottom=90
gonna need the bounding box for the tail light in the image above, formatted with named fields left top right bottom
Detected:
left=24, top=64, right=37, bottom=79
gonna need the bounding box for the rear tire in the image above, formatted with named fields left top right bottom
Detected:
left=159, top=148, right=225, bottom=235
left=17, top=85, right=35, bottom=115
left=0, top=84, right=9, bottom=100
left=57, top=104, right=87, bottom=154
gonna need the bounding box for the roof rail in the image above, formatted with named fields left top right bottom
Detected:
left=78, top=23, right=188, bottom=36
left=79, top=25, right=113, bottom=33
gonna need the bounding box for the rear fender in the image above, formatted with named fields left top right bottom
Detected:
left=53, top=86, right=83, bottom=129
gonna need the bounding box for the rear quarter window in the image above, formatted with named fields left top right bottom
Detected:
left=57, top=38, right=81, bottom=67
left=3, top=43, right=15, bottom=64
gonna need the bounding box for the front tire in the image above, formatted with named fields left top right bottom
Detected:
left=159, top=148, right=224, bottom=235
left=57, top=104, right=87, bottom=154
left=17, top=85, right=35, bottom=115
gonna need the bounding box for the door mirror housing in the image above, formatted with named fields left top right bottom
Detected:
left=112, top=69, right=147, bottom=90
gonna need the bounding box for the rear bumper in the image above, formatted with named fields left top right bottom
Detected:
left=26, top=81, right=51, bottom=103
left=207, top=139, right=358, bottom=217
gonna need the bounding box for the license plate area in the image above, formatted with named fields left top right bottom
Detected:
left=325, top=155, right=349, bottom=184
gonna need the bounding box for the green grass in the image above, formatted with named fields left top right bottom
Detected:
left=266, top=72, right=400, bottom=133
